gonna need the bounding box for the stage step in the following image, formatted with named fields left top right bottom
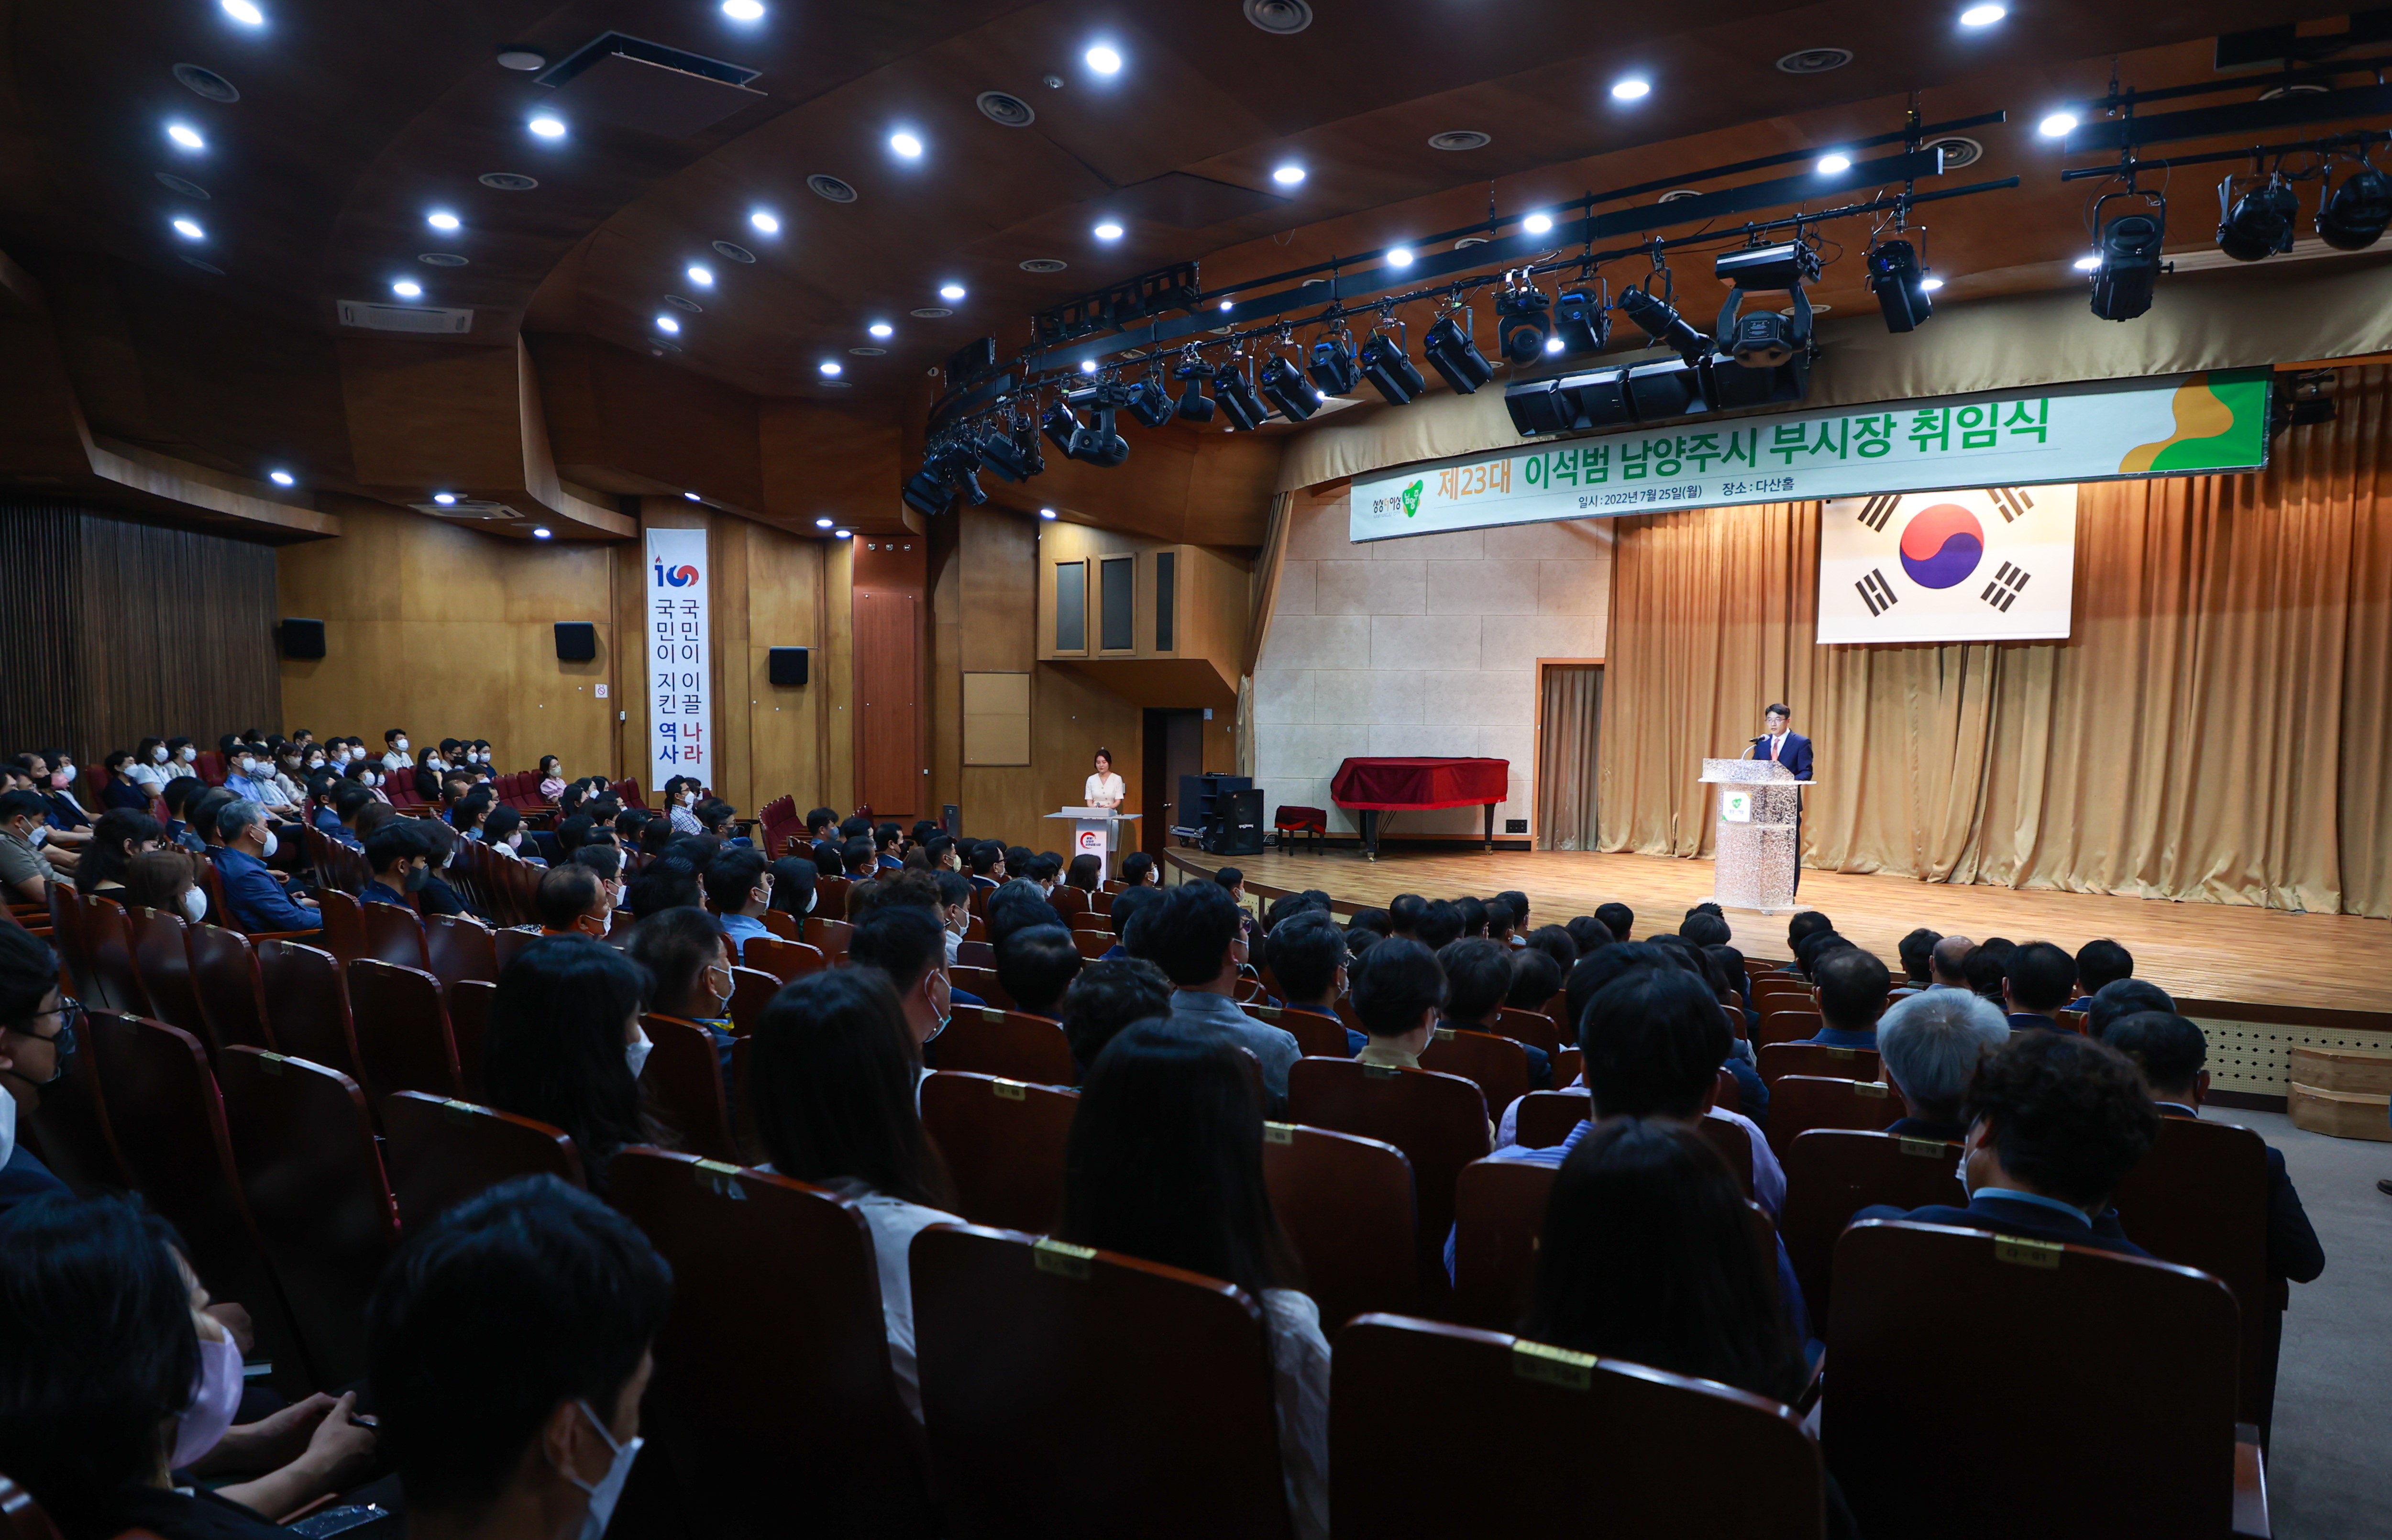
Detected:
left=2290, top=1045, right=2392, bottom=1097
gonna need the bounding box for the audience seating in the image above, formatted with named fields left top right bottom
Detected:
left=724, top=965, right=781, bottom=1035
left=1513, top=1089, right=1590, bottom=1149
left=315, top=888, right=366, bottom=963
left=1263, top=1007, right=1349, bottom=1058
left=920, top=1070, right=1078, bottom=1233
left=0, top=1475, right=61, bottom=1540
left=1715, top=1063, right=1742, bottom=1114
left=757, top=909, right=800, bottom=943
left=741, top=935, right=827, bottom=984
left=1756, top=1041, right=1880, bottom=1086
left=1287, top=1057, right=1489, bottom=1303
left=1069, top=928, right=1112, bottom=961
left=930, top=1009, right=1076, bottom=1087
left=257, top=940, right=366, bottom=1085
left=1047, top=886, right=1090, bottom=920
left=1824, top=1220, right=2263, bottom=1539
left=1450, top=1156, right=1559, bottom=1330
left=187, top=923, right=275, bottom=1051
left=380, top=1090, right=582, bottom=1230
left=343, top=958, right=460, bottom=1100
left=1420, top=1027, right=1529, bottom=1117
left=492, top=924, right=540, bottom=972
left=21, top=1004, right=130, bottom=1191
left=77, top=893, right=147, bottom=1016
left=950, top=964, right=1012, bottom=1010
left=1552, top=1045, right=1580, bottom=1086
left=1260, top=1121, right=1416, bottom=1331
left=912, top=1223, right=1299, bottom=1539
left=360, top=901, right=430, bottom=971
left=448, top=978, right=493, bottom=1100
left=1492, top=1006, right=1560, bottom=1055
left=1759, top=1008, right=1825, bottom=1046
left=1332, top=1315, right=1825, bottom=1537
left=2109, top=1118, right=2275, bottom=1430
left=1765, top=1076, right=1904, bottom=1153
left=802, top=912, right=852, bottom=955
left=422, top=913, right=497, bottom=990
left=639, top=1015, right=739, bottom=1164
left=126, top=906, right=210, bottom=1048
left=215, top=1045, right=399, bottom=1388
left=609, top=777, right=646, bottom=809
left=1777, top=1129, right=1963, bottom=1322
left=609, top=1150, right=938, bottom=1537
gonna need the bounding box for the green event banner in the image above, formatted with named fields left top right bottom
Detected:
left=1347, top=369, right=2272, bottom=543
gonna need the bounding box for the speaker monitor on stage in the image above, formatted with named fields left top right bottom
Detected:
left=277, top=618, right=326, bottom=660
left=768, top=646, right=809, bottom=686
left=1205, top=787, right=1264, bottom=856
left=554, top=622, right=597, bottom=662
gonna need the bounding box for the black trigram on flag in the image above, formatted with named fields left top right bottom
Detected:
left=1856, top=494, right=1900, bottom=532
left=1988, top=486, right=2034, bottom=523
left=1981, top=561, right=2031, bottom=611
left=1856, top=567, right=1900, bottom=617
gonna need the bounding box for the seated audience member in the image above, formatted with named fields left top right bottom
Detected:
left=1857, top=1030, right=2161, bottom=1254
left=363, top=818, right=435, bottom=908
left=2085, top=977, right=2174, bottom=1039
left=848, top=869, right=940, bottom=923
left=619, top=856, right=702, bottom=939
left=1413, top=900, right=1463, bottom=952
left=1964, top=936, right=2017, bottom=1001
left=1563, top=914, right=1613, bottom=957
left=1679, top=909, right=1733, bottom=948
left=846, top=904, right=958, bottom=1051
left=1437, top=937, right=1552, bottom=1088
left=931, top=870, right=972, bottom=964
left=1119, top=850, right=1159, bottom=888
left=767, top=854, right=819, bottom=921
left=2070, top=937, right=2134, bottom=1015
left=1345, top=907, right=1389, bottom=942
left=1594, top=901, right=1635, bottom=944
left=1386, top=894, right=1425, bottom=940
left=1481, top=899, right=1516, bottom=948
left=1928, top=932, right=1975, bottom=990
left=1875, top=989, right=2011, bottom=1141
left=1505, top=948, right=1566, bottom=1012
left=536, top=862, right=615, bottom=939
left=99, top=750, right=148, bottom=811
left=2102, top=1011, right=2325, bottom=1296
left=704, top=847, right=775, bottom=959
left=966, top=839, right=1005, bottom=889
left=414, top=820, right=472, bottom=918
left=1212, top=865, right=1248, bottom=908
left=368, top=1177, right=669, bottom=1540
left=1496, top=889, right=1532, bottom=939
left=1018, top=852, right=1061, bottom=894
left=127, top=737, right=173, bottom=798
left=1452, top=896, right=1488, bottom=940
left=996, top=925, right=1081, bottom=1021
left=1263, top=892, right=1320, bottom=937
left=483, top=803, right=539, bottom=865
left=1060, top=958, right=1175, bottom=1074
left=483, top=936, right=669, bottom=1193
left=1104, top=884, right=1161, bottom=960
left=1266, top=909, right=1356, bottom=1053
left=1061, top=852, right=1103, bottom=893
left=158, top=776, right=209, bottom=852
left=1058, top=1020, right=1328, bottom=1540
left=1794, top=928, right=1854, bottom=981
left=748, top=968, right=959, bottom=1418
left=1346, top=938, right=1443, bottom=1072
left=0, top=927, right=76, bottom=1211
left=1133, top=880, right=1300, bottom=1105
left=840, top=835, right=877, bottom=878
left=325, top=781, right=375, bottom=851
left=554, top=813, right=597, bottom=859
left=121, top=851, right=205, bottom=924
left=695, top=798, right=738, bottom=840
left=450, top=789, right=495, bottom=840
left=625, top=906, right=735, bottom=1062
left=210, top=801, right=317, bottom=933
left=1780, top=909, right=1832, bottom=969
left=535, top=755, right=567, bottom=801
left=72, top=808, right=162, bottom=896
left=0, top=789, right=63, bottom=902
left=1809, top=947, right=1892, bottom=1048
left=1894, top=927, right=1942, bottom=996
left=2002, top=940, right=2079, bottom=1032
left=979, top=879, right=1059, bottom=952
left=871, top=823, right=905, bottom=870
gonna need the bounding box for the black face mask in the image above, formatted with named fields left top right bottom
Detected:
left=403, top=863, right=431, bottom=893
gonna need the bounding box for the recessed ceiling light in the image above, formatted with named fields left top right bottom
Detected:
left=1085, top=44, right=1122, bottom=74
left=1522, top=212, right=1554, bottom=234
left=1038, top=507, right=1058, bottom=519
left=722, top=0, right=765, bottom=19
left=807, top=174, right=858, bottom=203
left=1428, top=130, right=1491, bottom=152
left=1093, top=220, right=1124, bottom=240
left=1386, top=247, right=1413, bottom=267
left=938, top=283, right=966, bottom=300
left=528, top=115, right=567, bottom=139
left=220, top=0, right=265, bottom=24
left=172, top=217, right=206, bottom=240
left=2039, top=112, right=2078, bottom=138
left=425, top=211, right=461, bottom=232
left=687, top=266, right=715, bottom=288
left=868, top=321, right=893, bottom=338
left=834, top=528, right=852, bottom=539
left=1958, top=2, right=2005, bottom=23
left=1920, top=276, right=1946, bottom=291
left=166, top=123, right=206, bottom=151
left=816, top=516, right=835, bottom=528
left=495, top=48, right=546, bottom=71
left=889, top=131, right=924, bottom=159
left=655, top=314, right=680, bottom=333
left=1611, top=77, right=1651, bottom=100
left=391, top=279, right=422, bottom=297
left=2072, top=254, right=2102, bottom=271
left=268, top=470, right=295, bottom=486
left=1220, top=297, right=1235, bottom=310
left=750, top=209, right=780, bottom=234
left=433, top=491, right=457, bottom=505
left=1272, top=164, right=1306, bottom=186
left=683, top=491, right=701, bottom=501
left=533, top=527, right=553, bottom=538
left=1818, top=153, right=1853, bottom=174
left=819, top=360, right=842, bottom=375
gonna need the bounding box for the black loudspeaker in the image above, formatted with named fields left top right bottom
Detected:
left=1206, top=788, right=1264, bottom=856
left=554, top=622, right=597, bottom=662
left=768, top=647, right=810, bottom=686
left=278, top=618, right=326, bottom=660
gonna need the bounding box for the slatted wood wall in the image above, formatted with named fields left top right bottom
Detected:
left=0, top=500, right=281, bottom=763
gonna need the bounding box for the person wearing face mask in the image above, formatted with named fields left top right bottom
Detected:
left=663, top=775, right=703, bottom=837
left=101, top=750, right=151, bottom=811
left=844, top=905, right=957, bottom=1067
left=72, top=809, right=163, bottom=898
left=382, top=729, right=411, bottom=776
left=0, top=788, right=65, bottom=902
left=344, top=756, right=392, bottom=807
left=211, top=801, right=318, bottom=935
left=0, top=925, right=77, bottom=1212
left=482, top=937, right=675, bottom=1195
left=483, top=804, right=544, bottom=868
left=40, top=750, right=94, bottom=827
left=129, top=737, right=175, bottom=797
left=701, top=848, right=774, bottom=960
left=164, top=736, right=202, bottom=781
left=315, top=781, right=369, bottom=852
left=365, top=1177, right=671, bottom=1540
left=220, top=746, right=287, bottom=814
left=361, top=820, right=436, bottom=909
left=535, top=863, right=616, bottom=941
left=931, top=869, right=973, bottom=967
left=625, top=906, right=738, bottom=1089
left=8, top=755, right=89, bottom=866
left=415, top=820, right=475, bottom=920
left=537, top=755, right=567, bottom=803
left=120, top=851, right=209, bottom=928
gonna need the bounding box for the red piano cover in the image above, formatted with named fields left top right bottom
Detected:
left=1330, top=757, right=1510, bottom=811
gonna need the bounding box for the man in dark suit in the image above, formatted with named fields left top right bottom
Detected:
left=2002, top=940, right=2081, bottom=1033
left=1747, top=704, right=1812, bottom=892
left=1858, top=1029, right=2162, bottom=1255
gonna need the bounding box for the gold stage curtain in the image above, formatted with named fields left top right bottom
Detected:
left=1537, top=664, right=1603, bottom=851
left=1598, top=366, right=2392, bottom=918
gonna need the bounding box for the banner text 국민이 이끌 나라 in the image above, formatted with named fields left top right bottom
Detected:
left=646, top=526, right=713, bottom=789
left=1346, top=370, right=2271, bottom=543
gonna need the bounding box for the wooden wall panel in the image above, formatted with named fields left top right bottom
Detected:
left=853, top=535, right=926, bottom=818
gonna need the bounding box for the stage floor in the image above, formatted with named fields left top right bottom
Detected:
left=1167, top=847, right=2392, bottom=1016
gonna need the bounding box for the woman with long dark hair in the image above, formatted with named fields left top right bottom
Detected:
left=1063, top=852, right=1102, bottom=892
left=1059, top=1020, right=1328, bottom=1539
left=481, top=936, right=672, bottom=1193
left=73, top=809, right=162, bottom=897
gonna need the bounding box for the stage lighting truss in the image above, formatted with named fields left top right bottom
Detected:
left=2216, top=168, right=2300, bottom=262
left=2088, top=184, right=2169, bottom=323
left=1616, top=261, right=1709, bottom=362
left=1061, top=377, right=1132, bottom=465
left=1126, top=367, right=1176, bottom=429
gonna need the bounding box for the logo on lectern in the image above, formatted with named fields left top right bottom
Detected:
left=1721, top=790, right=1753, bottom=825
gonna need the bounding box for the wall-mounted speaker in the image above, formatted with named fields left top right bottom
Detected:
left=555, top=622, right=598, bottom=662
left=278, top=618, right=326, bottom=660
left=768, top=646, right=809, bottom=686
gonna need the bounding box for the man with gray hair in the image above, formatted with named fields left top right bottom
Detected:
left=1927, top=933, right=1976, bottom=990
left=1876, top=986, right=2009, bottom=1142
left=211, top=798, right=320, bottom=935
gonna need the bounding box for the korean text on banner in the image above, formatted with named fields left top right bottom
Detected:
left=646, top=527, right=712, bottom=788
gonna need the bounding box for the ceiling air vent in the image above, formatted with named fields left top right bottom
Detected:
left=911, top=307, right=954, bottom=319
left=418, top=252, right=469, bottom=266
left=409, top=498, right=525, bottom=521
left=180, top=256, right=224, bottom=275
left=712, top=239, right=756, bottom=263
left=1929, top=136, right=1984, bottom=169
left=173, top=63, right=239, bottom=102
left=479, top=172, right=539, bottom=191
left=1429, top=130, right=1491, bottom=152
left=978, top=90, right=1035, bottom=127
left=663, top=293, right=702, bottom=312
left=1245, top=0, right=1313, bottom=34
left=808, top=174, right=858, bottom=203
left=1776, top=47, right=1854, bottom=74
left=337, top=299, right=474, bottom=334
left=537, top=33, right=765, bottom=138
left=156, top=172, right=209, bottom=198
left=1019, top=257, right=1069, bottom=273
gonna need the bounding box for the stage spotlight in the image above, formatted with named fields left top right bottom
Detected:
left=1866, top=239, right=1933, bottom=332
left=954, top=467, right=989, bottom=506
left=1358, top=330, right=1427, bottom=405
left=1553, top=287, right=1610, bottom=354
left=2216, top=175, right=2298, bottom=262
left=902, top=466, right=952, bottom=517
left=1505, top=364, right=1637, bottom=437
left=1067, top=395, right=1131, bottom=465
left=1174, top=357, right=1217, bottom=421
left=1422, top=314, right=1494, bottom=394
left=977, top=424, right=1035, bottom=482
left=2318, top=164, right=2392, bottom=249
left=1308, top=333, right=1360, bottom=396
left=1495, top=282, right=1554, bottom=365
left=1258, top=353, right=1322, bottom=422
left=1126, top=376, right=1175, bottom=429
left=1041, top=398, right=1081, bottom=454
left=2089, top=192, right=2166, bottom=322
left=1727, top=310, right=1797, bottom=368
left=1617, top=286, right=1709, bottom=360
left=1713, top=242, right=1821, bottom=291
left=1623, top=355, right=1711, bottom=419
left=1215, top=359, right=1268, bottom=430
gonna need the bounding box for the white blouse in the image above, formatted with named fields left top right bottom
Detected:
left=1260, top=1288, right=1333, bottom=1540
left=822, top=1178, right=963, bottom=1422
left=1084, top=771, right=1125, bottom=807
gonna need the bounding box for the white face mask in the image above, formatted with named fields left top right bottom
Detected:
left=563, top=1400, right=643, bottom=1540
left=29, top=825, right=48, bottom=847
left=394, top=738, right=410, bottom=752
left=172, top=1333, right=247, bottom=1469
left=507, top=830, right=523, bottom=851
left=237, top=757, right=256, bottom=774
left=179, top=747, right=198, bottom=762
left=152, top=747, right=169, bottom=763
left=366, top=772, right=381, bottom=787
left=0, top=1081, right=15, bottom=1174
left=307, top=758, right=324, bottom=770
left=624, top=1025, right=651, bottom=1078
left=180, top=886, right=209, bottom=925
left=56, top=765, right=75, bottom=785
left=258, top=829, right=278, bottom=859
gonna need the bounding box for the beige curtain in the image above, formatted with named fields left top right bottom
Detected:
left=1236, top=490, right=1296, bottom=778
left=1537, top=665, right=1603, bottom=850
left=1598, top=365, right=2392, bottom=918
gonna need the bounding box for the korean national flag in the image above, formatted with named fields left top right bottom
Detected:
left=1816, top=485, right=2077, bottom=644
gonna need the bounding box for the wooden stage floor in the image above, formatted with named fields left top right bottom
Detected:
left=1166, top=847, right=2392, bottom=1016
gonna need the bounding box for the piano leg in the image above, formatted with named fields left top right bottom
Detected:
left=1482, top=802, right=1495, bottom=851
left=1362, top=809, right=1378, bottom=861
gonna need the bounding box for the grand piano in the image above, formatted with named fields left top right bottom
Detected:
left=1328, top=757, right=1511, bottom=859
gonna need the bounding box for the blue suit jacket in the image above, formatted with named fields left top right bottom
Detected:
left=1748, top=731, right=1813, bottom=781
left=1856, top=1193, right=2148, bottom=1257
left=213, top=847, right=317, bottom=933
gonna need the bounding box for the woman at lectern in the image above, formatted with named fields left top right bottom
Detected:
left=1084, top=748, right=1125, bottom=810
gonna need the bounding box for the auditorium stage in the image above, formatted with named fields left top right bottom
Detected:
left=1164, top=847, right=2392, bottom=1018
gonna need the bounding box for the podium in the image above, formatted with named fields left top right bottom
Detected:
left=1699, top=759, right=1807, bottom=914
left=1044, top=808, right=1140, bottom=879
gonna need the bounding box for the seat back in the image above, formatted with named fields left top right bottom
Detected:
left=1492, top=1007, right=1560, bottom=1055
left=21, top=998, right=131, bottom=1191
left=84, top=1011, right=314, bottom=1391
left=1451, top=1156, right=1560, bottom=1330
left=422, top=913, right=498, bottom=989
left=1331, top=1315, right=1822, bottom=1535
left=187, top=924, right=275, bottom=1050
left=1778, top=1129, right=1962, bottom=1322
left=2110, top=1116, right=2273, bottom=1426
left=1069, top=927, right=1113, bottom=961
left=741, top=935, right=827, bottom=983
left=919, top=1071, right=1078, bottom=1233
left=949, top=963, right=1009, bottom=1009
left=640, top=1015, right=738, bottom=1164
left=380, top=1090, right=583, bottom=1229
left=724, top=965, right=781, bottom=1035
left=1765, top=1076, right=1903, bottom=1153
left=448, top=979, right=495, bottom=1100
left=1824, top=1220, right=2240, bottom=1539
left=1286, top=1057, right=1490, bottom=1301
left=215, top=1047, right=399, bottom=1388
left=1715, top=1063, right=1742, bottom=1114
left=257, top=941, right=364, bottom=1083
left=343, top=958, right=459, bottom=1099
left=1756, top=1041, right=1879, bottom=1086
left=931, top=1009, right=1076, bottom=1086
left=1271, top=1008, right=1350, bottom=1059
left=77, top=893, right=148, bottom=1016
left=1420, top=1027, right=1529, bottom=1116
left=1759, top=1008, right=1823, bottom=1046
left=492, top=924, right=540, bottom=972
left=127, top=906, right=210, bottom=1047
left=359, top=900, right=429, bottom=970
left=1514, top=1089, right=1588, bottom=1148
left=314, top=887, right=366, bottom=962
left=1262, top=1121, right=1415, bottom=1330
left=45, top=880, right=91, bottom=996
left=608, top=1150, right=937, bottom=1537
left=912, top=1224, right=1297, bottom=1540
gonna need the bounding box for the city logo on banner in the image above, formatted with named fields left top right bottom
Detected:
left=1817, top=485, right=2077, bottom=645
